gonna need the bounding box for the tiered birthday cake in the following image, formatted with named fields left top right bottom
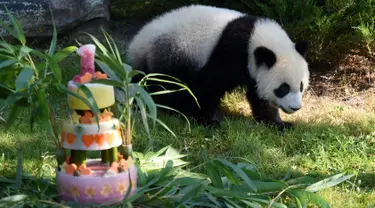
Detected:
left=56, top=44, right=137, bottom=205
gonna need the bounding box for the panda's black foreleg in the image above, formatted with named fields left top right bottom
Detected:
left=245, top=89, right=293, bottom=131
left=187, top=85, right=222, bottom=128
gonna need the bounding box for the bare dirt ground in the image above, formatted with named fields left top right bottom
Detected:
left=309, top=50, right=375, bottom=112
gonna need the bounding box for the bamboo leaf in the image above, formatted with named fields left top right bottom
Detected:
left=58, top=84, right=101, bottom=129
left=0, top=20, right=17, bottom=40
left=18, top=46, right=33, bottom=60
left=206, top=161, right=224, bottom=188
left=95, top=59, right=121, bottom=82
left=52, top=46, right=77, bottom=63
left=0, top=194, right=28, bottom=207
left=212, top=160, right=240, bottom=185
left=0, top=40, right=16, bottom=55
left=287, top=189, right=330, bottom=208
left=4, top=6, right=26, bottom=45
left=224, top=198, right=242, bottom=208
left=102, top=29, right=118, bottom=61
left=71, top=83, right=101, bottom=128
left=85, top=32, right=109, bottom=55
left=240, top=200, right=262, bottom=208
left=205, top=193, right=222, bottom=207
left=102, top=29, right=122, bottom=62
left=149, top=88, right=186, bottom=96
left=243, top=197, right=288, bottom=208
left=143, top=75, right=199, bottom=108
left=37, top=89, right=49, bottom=119
left=135, top=96, right=151, bottom=140
left=0, top=59, right=17, bottom=68
left=132, top=84, right=157, bottom=125
left=305, top=173, right=354, bottom=192
left=15, top=67, right=34, bottom=91
left=128, top=69, right=145, bottom=79
left=215, top=159, right=257, bottom=192
left=48, top=6, right=57, bottom=56
left=48, top=56, right=62, bottom=82
left=231, top=181, right=288, bottom=193
left=177, top=183, right=203, bottom=205
left=146, top=114, right=176, bottom=137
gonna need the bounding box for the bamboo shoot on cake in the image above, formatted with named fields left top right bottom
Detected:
left=101, top=149, right=110, bottom=163
left=109, top=147, right=118, bottom=163
left=70, top=150, right=87, bottom=167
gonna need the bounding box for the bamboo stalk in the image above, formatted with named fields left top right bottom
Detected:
left=109, top=147, right=118, bottom=163
left=101, top=149, right=109, bottom=164
left=70, top=150, right=86, bottom=167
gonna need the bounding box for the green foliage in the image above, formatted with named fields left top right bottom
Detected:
left=0, top=6, right=91, bottom=146
left=0, top=146, right=354, bottom=207
left=239, top=0, right=375, bottom=64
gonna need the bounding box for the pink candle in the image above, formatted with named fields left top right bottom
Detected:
left=73, top=44, right=96, bottom=83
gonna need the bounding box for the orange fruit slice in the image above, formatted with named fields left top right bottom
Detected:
left=80, top=111, right=94, bottom=124
left=95, top=71, right=108, bottom=79
left=67, top=133, right=75, bottom=144
left=65, top=163, right=77, bottom=175
left=95, top=134, right=105, bottom=146
left=82, top=134, right=94, bottom=147
left=79, top=72, right=93, bottom=84
left=78, top=164, right=92, bottom=175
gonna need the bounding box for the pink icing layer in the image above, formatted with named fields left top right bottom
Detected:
left=72, top=44, right=96, bottom=83
left=57, top=159, right=137, bottom=205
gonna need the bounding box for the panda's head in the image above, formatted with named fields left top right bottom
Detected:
left=248, top=19, right=310, bottom=114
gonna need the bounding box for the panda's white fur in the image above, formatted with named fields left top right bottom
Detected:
left=127, top=5, right=245, bottom=71
left=127, top=4, right=310, bottom=129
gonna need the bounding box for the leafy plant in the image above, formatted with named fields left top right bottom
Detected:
left=84, top=29, right=198, bottom=156
left=0, top=6, right=101, bottom=164
left=124, top=146, right=354, bottom=208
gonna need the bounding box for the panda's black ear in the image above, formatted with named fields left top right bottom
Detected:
left=295, top=40, right=309, bottom=57
left=254, top=46, right=276, bottom=69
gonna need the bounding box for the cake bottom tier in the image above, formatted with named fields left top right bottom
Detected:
left=56, top=159, right=137, bottom=205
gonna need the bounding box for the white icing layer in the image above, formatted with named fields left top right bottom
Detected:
left=61, top=118, right=122, bottom=150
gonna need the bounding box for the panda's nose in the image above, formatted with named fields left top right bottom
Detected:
left=290, top=106, right=301, bottom=111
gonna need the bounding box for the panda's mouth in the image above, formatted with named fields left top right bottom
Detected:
left=271, top=102, right=295, bottom=114
left=280, top=106, right=294, bottom=114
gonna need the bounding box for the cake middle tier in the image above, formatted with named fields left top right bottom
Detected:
left=61, top=118, right=122, bottom=150
left=67, top=81, right=115, bottom=110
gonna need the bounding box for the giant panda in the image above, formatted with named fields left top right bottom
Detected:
left=127, top=4, right=310, bottom=130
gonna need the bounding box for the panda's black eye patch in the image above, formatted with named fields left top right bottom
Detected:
left=274, top=83, right=290, bottom=98
left=300, top=82, right=304, bottom=92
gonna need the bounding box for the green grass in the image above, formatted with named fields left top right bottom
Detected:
left=1, top=55, right=375, bottom=207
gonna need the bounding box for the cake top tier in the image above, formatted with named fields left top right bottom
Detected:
left=72, top=44, right=108, bottom=84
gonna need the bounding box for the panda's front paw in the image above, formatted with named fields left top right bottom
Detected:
left=277, top=121, right=294, bottom=132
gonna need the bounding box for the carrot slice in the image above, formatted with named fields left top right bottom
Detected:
left=67, top=133, right=75, bottom=144
left=82, top=134, right=95, bottom=147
